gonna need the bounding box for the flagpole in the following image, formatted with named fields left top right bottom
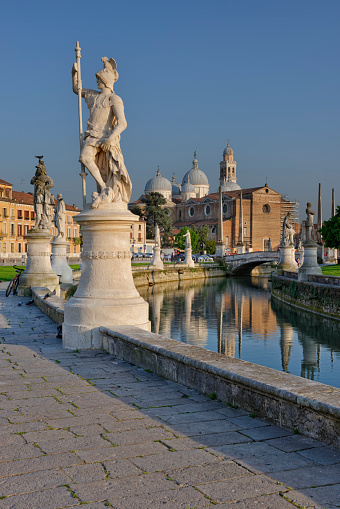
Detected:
left=75, top=41, right=87, bottom=209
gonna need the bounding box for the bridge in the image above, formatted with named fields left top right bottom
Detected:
left=224, top=251, right=279, bottom=275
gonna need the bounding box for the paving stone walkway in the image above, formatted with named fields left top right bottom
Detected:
left=0, top=283, right=339, bottom=508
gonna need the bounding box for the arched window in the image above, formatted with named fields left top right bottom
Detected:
left=189, top=206, right=195, bottom=217
left=263, top=204, right=271, bottom=213
left=204, top=205, right=211, bottom=216
left=223, top=203, right=228, bottom=214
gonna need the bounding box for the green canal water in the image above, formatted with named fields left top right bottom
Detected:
left=139, top=276, right=340, bottom=388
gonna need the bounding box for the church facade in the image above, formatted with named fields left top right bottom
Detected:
left=131, top=143, right=298, bottom=252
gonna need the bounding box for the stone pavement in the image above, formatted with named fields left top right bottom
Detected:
left=0, top=284, right=339, bottom=509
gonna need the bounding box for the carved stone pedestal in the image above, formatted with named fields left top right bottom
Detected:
left=276, top=246, right=297, bottom=275
left=51, top=238, right=73, bottom=284
left=236, top=243, right=246, bottom=255
left=149, top=245, right=163, bottom=270
left=18, top=230, right=59, bottom=296
left=215, top=242, right=225, bottom=259
left=298, top=243, right=322, bottom=281
left=63, top=206, right=150, bottom=350
left=184, top=246, right=195, bottom=267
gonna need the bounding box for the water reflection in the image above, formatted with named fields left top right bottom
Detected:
left=139, top=277, right=340, bottom=387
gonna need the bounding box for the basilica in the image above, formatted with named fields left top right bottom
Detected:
left=131, top=143, right=298, bottom=252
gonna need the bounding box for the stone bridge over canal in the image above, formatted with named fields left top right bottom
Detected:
left=224, top=251, right=279, bottom=275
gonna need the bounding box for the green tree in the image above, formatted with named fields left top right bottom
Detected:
left=320, top=206, right=340, bottom=249
left=205, top=239, right=216, bottom=255
left=174, top=227, right=198, bottom=252
left=192, top=225, right=210, bottom=254
left=141, top=192, right=173, bottom=246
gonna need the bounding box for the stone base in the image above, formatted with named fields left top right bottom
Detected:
left=63, top=206, right=150, bottom=350
left=18, top=230, right=59, bottom=296
left=276, top=245, right=297, bottom=276
left=51, top=238, right=73, bottom=284
left=184, top=247, right=195, bottom=267
left=236, top=243, right=246, bottom=254
left=149, top=245, right=163, bottom=270
left=327, top=248, right=338, bottom=264
left=298, top=244, right=322, bottom=281
left=215, top=242, right=225, bottom=259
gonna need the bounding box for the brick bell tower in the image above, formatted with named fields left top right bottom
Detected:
left=219, top=141, right=237, bottom=186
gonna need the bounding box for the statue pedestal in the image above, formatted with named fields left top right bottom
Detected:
left=51, top=238, right=73, bottom=284
left=298, top=243, right=322, bottom=281
left=184, top=246, right=195, bottom=267
left=215, top=242, right=225, bottom=259
left=276, top=245, right=297, bottom=275
left=63, top=206, right=150, bottom=350
left=149, top=245, right=163, bottom=270
left=236, top=243, right=246, bottom=254
left=18, top=230, right=59, bottom=296
left=327, top=248, right=338, bottom=264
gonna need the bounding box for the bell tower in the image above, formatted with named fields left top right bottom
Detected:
left=220, top=142, right=237, bottom=186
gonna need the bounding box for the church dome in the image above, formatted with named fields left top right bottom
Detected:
left=145, top=169, right=172, bottom=192
left=171, top=174, right=181, bottom=196
left=181, top=176, right=195, bottom=193
left=182, top=155, right=209, bottom=186
left=223, top=142, right=233, bottom=157
left=221, top=179, right=241, bottom=192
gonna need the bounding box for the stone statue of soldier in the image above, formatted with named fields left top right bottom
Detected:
left=281, top=212, right=295, bottom=247
left=72, top=56, right=132, bottom=208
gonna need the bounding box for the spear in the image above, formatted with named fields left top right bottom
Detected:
left=75, top=41, right=87, bottom=208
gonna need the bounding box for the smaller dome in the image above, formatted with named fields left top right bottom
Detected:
left=221, top=179, right=241, bottom=192
left=171, top=174, right=181, bottom=196
left=182, top=176, right=195, bottom=193
left=223, top=142, right=233, bottom=157
left=145, top=168, right=172, bottom=192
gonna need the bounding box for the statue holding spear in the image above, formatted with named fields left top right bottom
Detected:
left=72, top=43, right=132, bottom=208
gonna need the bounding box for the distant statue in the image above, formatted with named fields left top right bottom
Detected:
left=30, top=156, right=55, bottom=230
left=281, top=212, right=295, bottom=246
left=154, top=224, right=160, bottom=247
left=268, top=237, right=272, bottom=252
left=184, top=228, right=191, bottom=249
left=305, top=202, right=315, bottom=243
left=72, top=56, right=131, bottom=208
left=53, top=193, right=66, bottom=238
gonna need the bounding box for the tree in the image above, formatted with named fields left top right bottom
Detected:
left=205, top=239, right=216, bottom=255
left=192, top=225, right=210, bottom=254
left=141, top=192, right=173, bottom=246
left=174, top=227, right=198, bottom=252
left=320, top=206, right=340, bottom=249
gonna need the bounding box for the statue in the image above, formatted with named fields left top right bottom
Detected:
left=53, top=194, right=66, bottom=238
left=184, top=228, right=191, bottom=249
left=281, top=212, right=295, bottom=246
left=154, top=224, right=160, bottom=247
left=30, top=156, right=55, bottom=230
left=305, top=202, right=315, bottom=243
left=72, top=56, right=132, bottom=208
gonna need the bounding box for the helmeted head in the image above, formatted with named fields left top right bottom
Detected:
left=96, top=57, right=119, bottom=91
left=57, top=193, right=63, bottom=200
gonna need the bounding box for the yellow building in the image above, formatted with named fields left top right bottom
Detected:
left=0, top=179, right=81, bottom=260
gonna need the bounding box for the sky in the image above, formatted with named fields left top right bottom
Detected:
left=1, top=0, right=339, bottom=220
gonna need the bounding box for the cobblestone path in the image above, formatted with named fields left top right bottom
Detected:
left=0, top=284, right=339, bottom=508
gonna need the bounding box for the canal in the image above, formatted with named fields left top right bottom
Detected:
left=139, top=276, right=340, bottom=388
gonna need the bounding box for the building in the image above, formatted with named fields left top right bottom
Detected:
left=0, top=179, right=81, bottom=259
left=131, top=143, right=299, bottom=252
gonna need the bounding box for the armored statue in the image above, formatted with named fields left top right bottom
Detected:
left=281, top=211, right=295, bottom=246
left=53, top=193, right=66, bottom=238
left=72, top=56, right=131, bottom=208
left=30, top=156, right=55, bottom=230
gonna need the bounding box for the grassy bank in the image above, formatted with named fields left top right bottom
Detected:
left=322, top=265, right=340, bottom=276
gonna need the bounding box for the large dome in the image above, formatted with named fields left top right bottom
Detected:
left=182, top=155, right=209, bottom=186
left=145, top=169, right=172, bottom=192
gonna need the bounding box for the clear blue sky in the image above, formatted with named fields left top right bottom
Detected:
left=1, top=0, right=339, bottom=219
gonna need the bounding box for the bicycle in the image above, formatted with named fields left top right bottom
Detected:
left=6, top=266, right=25, bottom=297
